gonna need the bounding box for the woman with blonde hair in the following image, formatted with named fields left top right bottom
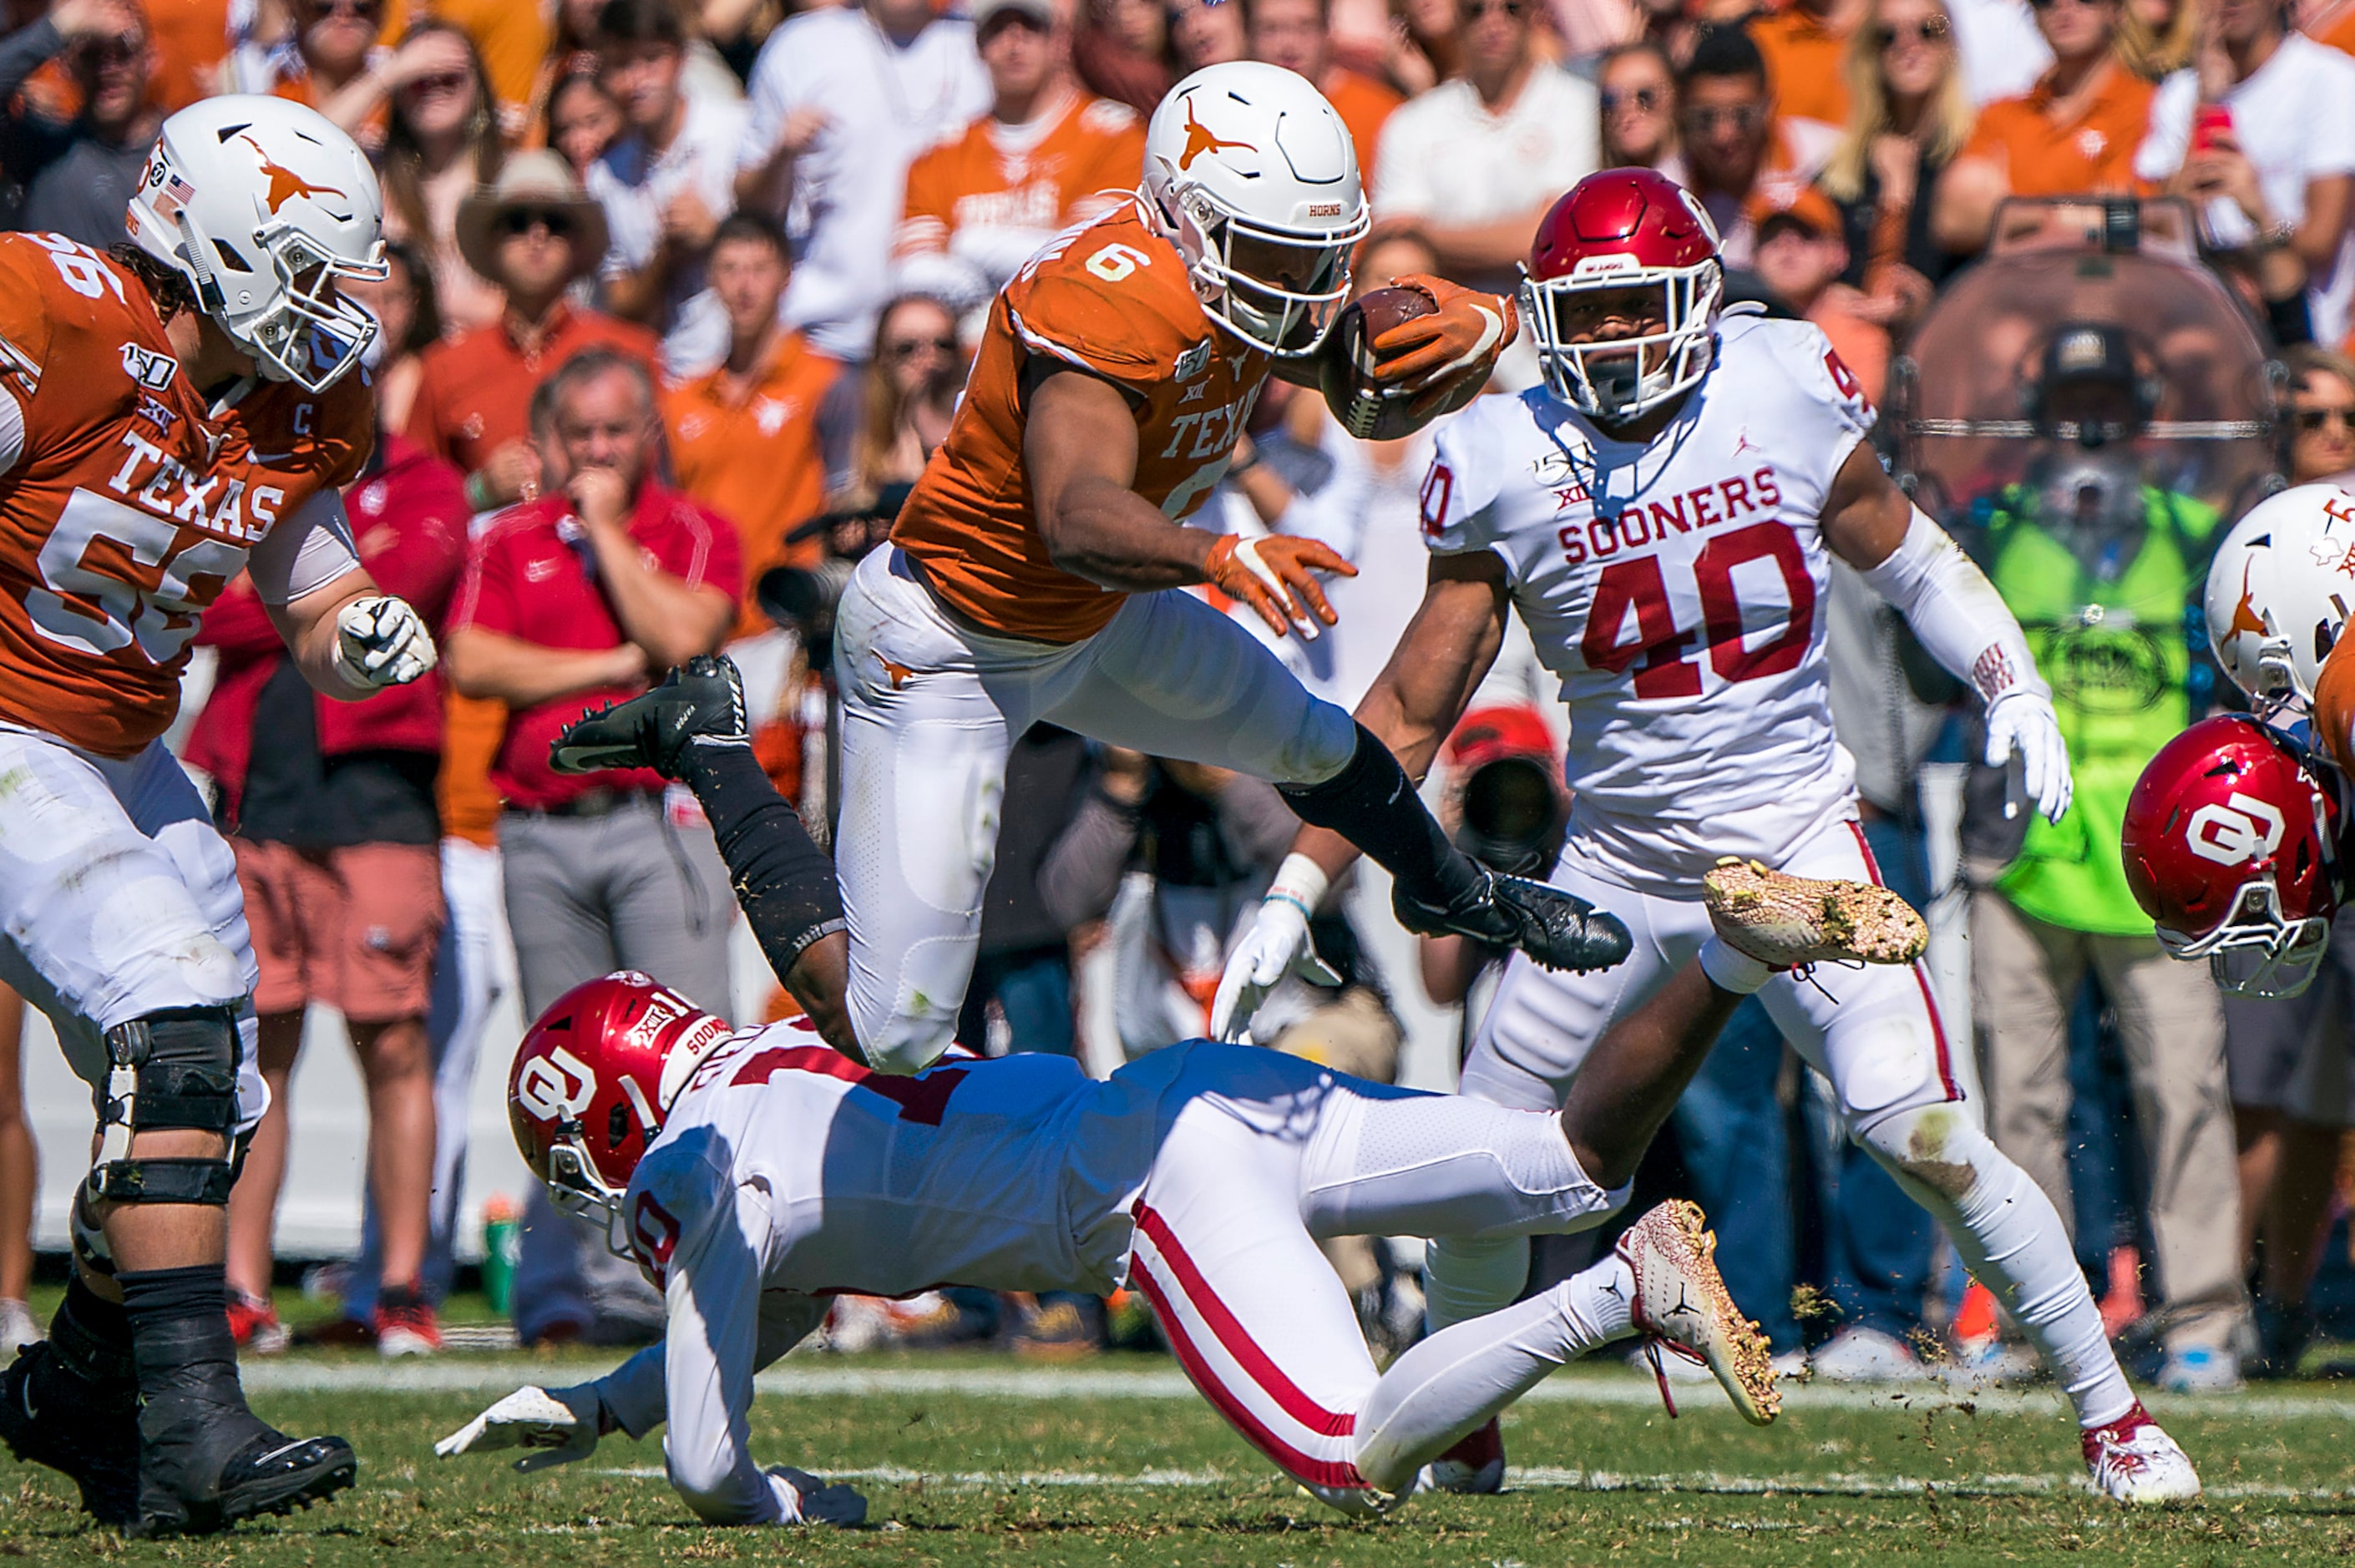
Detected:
left=2116, top=0, right=2197, bottom=79
left=849, top=293, right=967, bottom=497
left=1816, top=0, right=1973, bottom=336
left=1595, top=39, right=1684, bottom=180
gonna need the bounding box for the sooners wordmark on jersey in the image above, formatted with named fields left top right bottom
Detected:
left=1421, top=313, right=1873, bottom=878
left=0, top=234, right=369, bottom=757
left=891, top=199, right=1270, bottom=644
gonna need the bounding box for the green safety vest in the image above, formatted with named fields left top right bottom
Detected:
left=1982, top=485, right=2221, bottom=934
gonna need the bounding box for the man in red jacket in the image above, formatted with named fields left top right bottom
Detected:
left=188, top=436, right=469, bottom=1357
left=443, top=345, right=742, bottom=1347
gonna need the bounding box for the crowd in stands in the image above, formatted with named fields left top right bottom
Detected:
left=0, top=0, right=2347, bottom=1388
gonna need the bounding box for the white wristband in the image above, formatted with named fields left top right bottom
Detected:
left=1265, top=852, right=1330, bottom=919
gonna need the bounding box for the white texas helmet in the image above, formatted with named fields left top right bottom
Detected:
left=124, top=94, right=387, bottom=393
left=2204, top=482, right=2355, bottom=710
left=1142, top=61, right=1369, bottom=357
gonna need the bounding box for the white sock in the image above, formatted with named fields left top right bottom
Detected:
left=1698, top=935, right=1775, bottom=995
left=1356, top=1256, right=1627, bottom=1492
left=1861, top=1109, right=2135, bottom=1429
left=1423, top=1232, right=1531, bottom=1333
left=1562, top=1252, right=1637, bottom=1345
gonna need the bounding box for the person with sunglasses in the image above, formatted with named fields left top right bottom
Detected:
left=408, top=152, right=660, bottom=517
left=1677, top=24, right=1835, bottom=268
left=1817, top=0, right=1971, bottom=334
left=1596, top=41, right=1686, bottom=180
left=1372, top=0, right=1602, bottom=296
left=0, top=0, right=157, bottom=249
left=2135, top=0, right=2355, bottom=345
left=1930, top=0, right=2151, bottom=255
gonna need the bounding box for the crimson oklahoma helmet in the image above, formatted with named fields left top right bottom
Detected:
left=1521, top=167, right=1722, bottom=422
left=509, top=972, right=737, bottom=1230
left=2121, top=716, right=2341, bottom=998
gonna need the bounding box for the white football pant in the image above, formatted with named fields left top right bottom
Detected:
left=1435, top=812, right=2135, bottom=1429
left=0, top=724, right=264, bottom=1131
left=833, top=548, right=1356, bottom=1074
left=1125, top=1046, right=1640, bottom=1504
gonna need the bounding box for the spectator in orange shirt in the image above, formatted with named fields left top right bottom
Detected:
left=407, top=152, right=661, bottom=513
left=894, top=0, right=1143, bottom=308
left=1817, top=0, right=1972, bottom=337
left=1932, top=0, right=2150, bottom=254
left=665, top=213, right=850, bottom=640
left=1749, top=0, right=1864, bottom=134
left=431, top=0, right=551, bottom=139
left=1244, top=0, right=1403, bottom=184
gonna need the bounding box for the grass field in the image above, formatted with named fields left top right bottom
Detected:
left=9, top=1344, right=2355, bottom=1567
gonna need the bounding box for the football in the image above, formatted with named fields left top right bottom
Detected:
left=1317, top=285, right=1440, bottom=442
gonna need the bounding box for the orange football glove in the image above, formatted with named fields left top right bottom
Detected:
left=1368, top=274, right=1520, bottom=412
left=1205, top=534, right=1358, bottom=641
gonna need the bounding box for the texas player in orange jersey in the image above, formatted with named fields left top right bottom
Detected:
left=0, top=97, right=438, bottom=1538
left=833, top=60, right=1628, bottom=1076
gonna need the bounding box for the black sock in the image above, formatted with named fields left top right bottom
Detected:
left=44, top=1272, right=134, bottom=1388
left=118, top=1263, right=247, bottom=1420
left=680, top=742, right=845, bottom=980
left=1277, top=724, right=1483, bottom=908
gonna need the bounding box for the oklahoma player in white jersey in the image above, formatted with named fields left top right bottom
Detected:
left=1217, top=169, right=2197, bottom=1504
left=0, top=97, right=435, bottom=1536
left=443, top=970, right=1781, bottom=1524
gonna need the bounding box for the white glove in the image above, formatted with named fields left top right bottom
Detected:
left=1984, top=690, right=2073, bottom=824
left=1209, top=895, right=1340, bottom=1044
left=434, top=1383, right=605, bottom=1473
left=766, top=1465, right=869, bottom=1526
left=335, top=594, right=438, bottom=690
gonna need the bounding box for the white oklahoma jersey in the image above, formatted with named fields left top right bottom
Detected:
left=1421, top=308, right=1873, bottom=898
left=587, top=1024, right=1615, bottom=1522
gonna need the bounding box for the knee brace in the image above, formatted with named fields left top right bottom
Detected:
left=87, top=1005, right=241, bottom=1206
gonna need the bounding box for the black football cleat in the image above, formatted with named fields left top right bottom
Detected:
left=1395, top=867, right=1633, bottom=973
left=0, top=1340, right=139, bottom=1525
left=131, top=1404, right=357, bottom=1540
left=550, top=654, right=751, bottom=779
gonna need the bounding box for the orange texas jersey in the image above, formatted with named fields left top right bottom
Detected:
left=0, top=232, right=372, bottom=759
left=894, top=94, right=1145, bottom=263
left=892, top=199, right=1269, bottom=644
left=2315, top=631, right=2355, bottom=777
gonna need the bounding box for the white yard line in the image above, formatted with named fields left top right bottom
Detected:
left=237, top=1358, right=2355, bottom=1424
left=575, top=1462, right=2354, bottom=1503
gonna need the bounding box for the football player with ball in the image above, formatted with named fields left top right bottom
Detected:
left=1218, top=166, right=2197, bottom=1504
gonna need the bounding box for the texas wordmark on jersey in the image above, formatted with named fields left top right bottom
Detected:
left=1421, top=312, right=1876, bottom=893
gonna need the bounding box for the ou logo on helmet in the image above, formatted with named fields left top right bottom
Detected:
left=2185, top=792, right=2286, bottom=867
left=517, top=1046, right=596, bottom=1122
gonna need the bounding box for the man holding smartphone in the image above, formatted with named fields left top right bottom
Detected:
left=2135, top=0, right=2355, bottom=341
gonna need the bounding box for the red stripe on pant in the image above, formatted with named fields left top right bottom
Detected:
left=1845, top=820, right=1962, bottom=1103
left=1128, top=1203, right=1369, bottom=1491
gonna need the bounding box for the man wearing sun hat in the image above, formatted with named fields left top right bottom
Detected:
left=407, top=150, right=658, bottom=518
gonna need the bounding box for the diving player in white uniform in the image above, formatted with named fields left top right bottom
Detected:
left=444, top=974, right=1776, bottom=1523
left=1213, top=169, right=2198, bottom=1504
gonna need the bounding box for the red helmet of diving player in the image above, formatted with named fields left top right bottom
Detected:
left=1521, top=167, right=1723, bottom=423
left=508, top=971, right=736, bottom=1226
left=2121, top=715, right=2342, bottom=998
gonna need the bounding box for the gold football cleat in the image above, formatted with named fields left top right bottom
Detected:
left=1702, top=857, right=1928, bottom=968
